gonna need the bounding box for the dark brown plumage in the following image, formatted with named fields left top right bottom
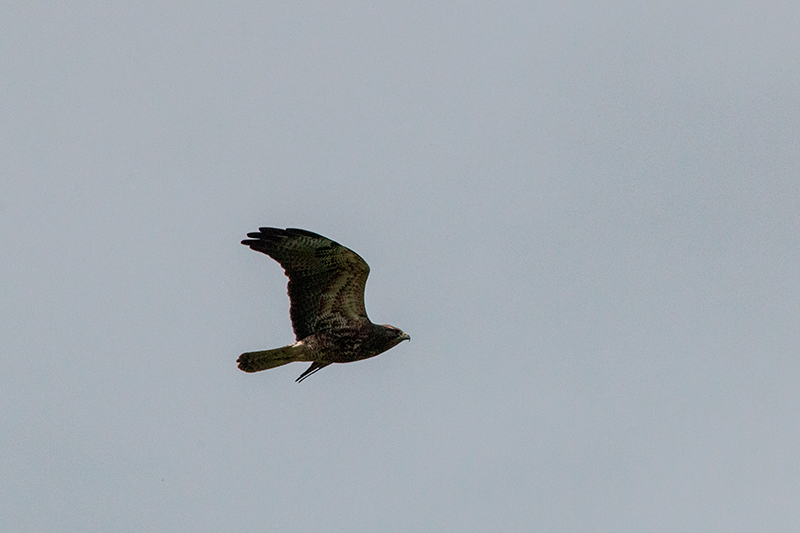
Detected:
left=238, top=228, right=409, bottom=382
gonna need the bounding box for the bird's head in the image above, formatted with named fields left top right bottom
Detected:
left=384, top=325, right=410, bottom=343
left=371, top=324, right=410, bottom=355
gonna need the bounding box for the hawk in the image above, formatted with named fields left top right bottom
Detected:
left=238, top=227, right=410, bottom=382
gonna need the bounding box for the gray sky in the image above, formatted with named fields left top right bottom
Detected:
left=2, top=2, right=799, bottom=531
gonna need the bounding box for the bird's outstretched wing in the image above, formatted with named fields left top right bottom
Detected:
left=241, top=228, right=370, bottom=339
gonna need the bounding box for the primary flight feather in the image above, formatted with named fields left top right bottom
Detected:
left=238, top=228, right=410, bottom=382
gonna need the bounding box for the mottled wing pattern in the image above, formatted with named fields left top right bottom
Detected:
left=241, top=228, right=370, bottom=339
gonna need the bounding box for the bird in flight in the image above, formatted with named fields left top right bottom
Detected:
left=238, top=228, right=410, bottom=382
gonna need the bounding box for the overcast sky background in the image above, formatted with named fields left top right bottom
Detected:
left=2, top=2, right=799, bottom=531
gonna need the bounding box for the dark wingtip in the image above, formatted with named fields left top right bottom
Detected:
left=242, top=228, right=287, bottom=248
left=243, top=227, right=331, bottom=248
left=258, top=227, right=287, bottom=236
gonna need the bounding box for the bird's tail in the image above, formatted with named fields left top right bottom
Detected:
left=237, top=342, right=307, bottom=373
